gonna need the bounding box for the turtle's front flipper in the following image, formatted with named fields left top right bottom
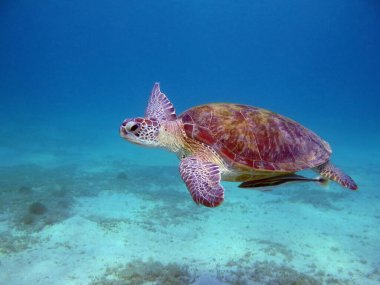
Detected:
left=145, top=83, right=177, bottom=121
left=179, top=156, right=224, bottom=207
left=239, top=174, right=326, bottom=188
left=315, top=161, right=358, bottom=190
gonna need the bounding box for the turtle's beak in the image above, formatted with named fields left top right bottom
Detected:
left=119, top=119, right=143, bottom=145
left=119, top=123, right=128, bottom=138
left=119, top=120, right=131, bottom=138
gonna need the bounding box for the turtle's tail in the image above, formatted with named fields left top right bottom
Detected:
left=315, top=161, right=358, bottom=190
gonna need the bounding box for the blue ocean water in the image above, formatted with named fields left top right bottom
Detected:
left=1, top=1, right=379, bottom=284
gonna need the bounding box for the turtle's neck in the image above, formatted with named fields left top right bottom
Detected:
left=158, top=120, right=184, bottom=154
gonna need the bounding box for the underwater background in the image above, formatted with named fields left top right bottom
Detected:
left=1, top=1, right=379, bottom=284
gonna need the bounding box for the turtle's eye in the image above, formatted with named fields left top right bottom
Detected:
left=130, top=124, right=139, bottom=132
left=126, top=121, right=140, bottom=133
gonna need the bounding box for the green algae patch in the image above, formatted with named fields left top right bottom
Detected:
left=90, top=259, right=194, bottom=285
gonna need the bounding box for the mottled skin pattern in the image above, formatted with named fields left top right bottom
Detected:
left=179, top=157, right=223, bottom=207
left=316, top=162, right=355, bottom=190
left=180, top=104, right=331, bottom=179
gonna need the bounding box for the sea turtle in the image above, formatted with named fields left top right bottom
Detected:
left=120, top=83, right=358, bottom=207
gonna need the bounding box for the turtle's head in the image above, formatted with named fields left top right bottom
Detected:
left=120, top=117, right=161, bottom=147
left=120, top=83, right=177, bottom=148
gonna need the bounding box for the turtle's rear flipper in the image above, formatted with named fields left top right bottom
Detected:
left=315, top=161, right=358, bottom=190
left=239, top=174, right=326, bottom=188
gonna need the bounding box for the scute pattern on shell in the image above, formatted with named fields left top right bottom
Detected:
left=180, top=104, right=331, bottom=172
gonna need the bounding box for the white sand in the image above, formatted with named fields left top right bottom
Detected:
left=0, top=144, right=379, bottom=285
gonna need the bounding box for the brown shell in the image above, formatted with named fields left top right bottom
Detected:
left=179, top=104, right=331, bottom=172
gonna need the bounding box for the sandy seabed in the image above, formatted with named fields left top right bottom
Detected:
left=0, top=144, right=379, bottom=285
